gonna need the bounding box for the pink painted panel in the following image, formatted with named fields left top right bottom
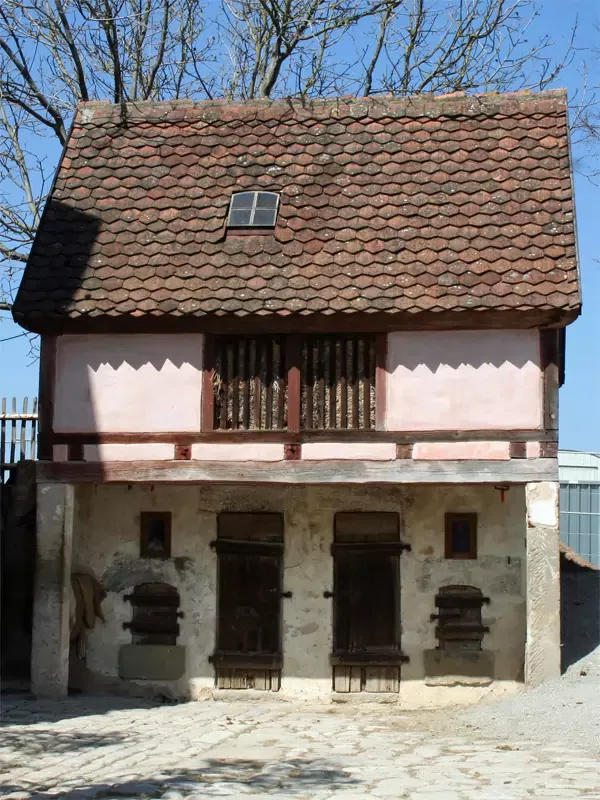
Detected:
left=413, top=441, right=511, bottom=460
left=302, top=442, right=396, bottom=461
left=191, top=443, right=285, bottom=462
left=83, top=444, right=174, bottom=462
left=527, top=441, right=541, bottom=459
left=386, top=330, right=542, bottom=431
left=52, top=445, right=69, bottom=462
left=54, top=334, right=203, bottom=433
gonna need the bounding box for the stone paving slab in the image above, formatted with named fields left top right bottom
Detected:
left=1, top=696, right=599, bottom=799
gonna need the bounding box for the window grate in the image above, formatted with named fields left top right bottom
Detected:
left=302, top=335, right=376, bottom=430
left=213, top=337, right=287, bottom=430
left=207, top=333, right=379, bottom=432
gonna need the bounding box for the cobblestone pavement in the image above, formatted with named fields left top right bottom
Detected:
left=1, top=696, right=599, bottom=800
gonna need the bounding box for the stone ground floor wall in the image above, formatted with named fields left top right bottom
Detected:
left=72, top=482, right=527, bottom=706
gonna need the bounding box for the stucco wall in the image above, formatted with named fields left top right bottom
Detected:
left=72, top=483, right=526, bottom=705
left=54, top=334, right=203, bottom=432
left=386, top=330, right=542, bottom=431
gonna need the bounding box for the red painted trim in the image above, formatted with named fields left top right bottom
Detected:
left=38, top=335, right=57, bottom=460
left=202, top=337, right=215, bottom=432
left=287, top=336, right=302, bottom=433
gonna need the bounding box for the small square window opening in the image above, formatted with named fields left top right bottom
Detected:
left=445, top=513, right=477, bottom=559
left=140, top=512, right=172, bottom=558
left=227, top=191, right=280, bottom=227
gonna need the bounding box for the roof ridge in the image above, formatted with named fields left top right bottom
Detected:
left=76, top=89, right=567, bottom=124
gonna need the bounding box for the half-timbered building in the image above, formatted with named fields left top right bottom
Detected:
left=13, top=89, right=580, bottom=703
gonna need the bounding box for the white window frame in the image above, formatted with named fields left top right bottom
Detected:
left=227, top=191, right=280, bottom=227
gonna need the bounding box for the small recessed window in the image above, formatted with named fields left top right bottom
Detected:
left=140, top=512, right=172, bottom=559
left=445, top=513, right=477, bottom=560
left=227, top=191, right=280, bottom=227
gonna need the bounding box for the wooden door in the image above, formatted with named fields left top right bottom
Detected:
left=213, top=513, right=283, bottom=689
left=334, top=551, right=399, bottom=655
left=217, top=550, right=282, bottom=656
left=331, top=512, right=408, bottom=693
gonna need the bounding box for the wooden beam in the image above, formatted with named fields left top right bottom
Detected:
left=509, top=441, right=527, bottom=459
left=20, top=307, right=578, bottom=337
left=201, top=337, right=215, bottom=432
left=50, top=428, right=556, bottom=445
left=286, top=336, right=302, bottom=433
left=375, top=334, right=387, bottom=431
left=540, top=329, right=559, bottom=434
left=37, top=457, right=559, bottom=485
left=37, top=335, right=56, bottom=460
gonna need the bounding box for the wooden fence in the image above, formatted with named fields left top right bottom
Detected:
left=1, top=398, right=38, bottom=480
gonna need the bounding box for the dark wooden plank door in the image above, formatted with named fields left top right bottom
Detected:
left=333, top=552, right=399, bottom=654
left=217, top=551, right=282, bottom=656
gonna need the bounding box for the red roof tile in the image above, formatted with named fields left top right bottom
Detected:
left=13, top=90, right=580, bottom=328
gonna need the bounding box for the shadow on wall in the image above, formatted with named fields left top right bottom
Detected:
left=560, top=545, right=600, bottom=672
left=0, top=758, right=360, bottom=799
left=387, top=330, right=539, bottom=372
left=1, top=460, right=37, bottom=682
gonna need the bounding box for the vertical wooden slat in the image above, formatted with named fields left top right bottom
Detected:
left=329, top=338, right=337, bottom=429
left=31, top=397, right=38, bottom=459
left=231, top=340, right=239, bottom=430
left=219, top=342, right=229, bottom=429
left=38, top=335, right=56, bottom=460
left=10, top=397, right=16, bottom=464
left=270, top=670, right=281, bottom=692
left=540, top=328, right=559, bottom=434
left=349, top=667, right=362, bottom=693
left=242, top=339, right=250, bottom=429
left=340, top=339, right=348, bottom=429
left=202, top=337, right=215, bottom=432
left=287, top=336, right=301, bottom=433
left=305, top=340, right=313, bottom=430
left=318, top=338, right=325, bottom=428
left=375, top=334, right=387, bottom=431
left=363, top=338, right=371, bottom=430
left=19, top=397, right=28, bottom=461
left=253, top=340, right=262, bottom=429
left=276, top=340, right=286, bottom=429
left=333, top=666, right=350, bottom=693
left=351, top=339, right=359, bottom=428
left=265, top=340, right=273, bottom=430
left=1, top=397, right=6, bottom=469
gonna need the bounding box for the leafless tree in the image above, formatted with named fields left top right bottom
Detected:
left=569, top=27, right=600, bottom=179
left=0, top=0, right=577, bottom=304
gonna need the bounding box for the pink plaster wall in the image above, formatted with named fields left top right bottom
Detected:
left=83, top=444, right=174, bottom=461
left=386, top=330, right=542, bottom=431
left=301, top=443, right=396, bottom=461
left=412, top=441, right=511, bottom=460
left=53, top=334, right=203, bottom=433
left=191, top=443, right=285, bottom=461
left=527, top=441, right=541, bottom=459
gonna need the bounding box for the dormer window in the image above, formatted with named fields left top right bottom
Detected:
left=227, top=191, right=280, bottom=227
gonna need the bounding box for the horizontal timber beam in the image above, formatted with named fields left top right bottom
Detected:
left=37, top=458, right=558, bottom=485
left=51, top=429, right=556, bottom=445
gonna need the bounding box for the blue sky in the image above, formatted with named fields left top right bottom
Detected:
left=1, top=0, right=599, bottom=450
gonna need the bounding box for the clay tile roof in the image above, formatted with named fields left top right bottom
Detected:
left=13, top=89, right=581, bottom=329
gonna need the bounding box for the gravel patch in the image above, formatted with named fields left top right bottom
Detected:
left=457, top=646, right=600, bottom=754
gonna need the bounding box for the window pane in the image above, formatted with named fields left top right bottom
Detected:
left=229, top=208, right=252, bottom=226
left=231, top=192, right=255, bottom=210
left=451, top=519, right=472, bottom=554
left=257, top=192, right=279, bottom=209
left=252, top=208, right=277, bottom=226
